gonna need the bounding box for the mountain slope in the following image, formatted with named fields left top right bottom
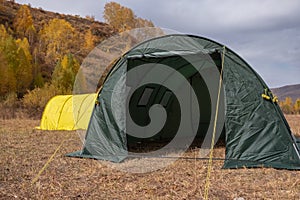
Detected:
left=0, top=1, right=115, bottom=39
left=272, top=84, right=300, bottom=101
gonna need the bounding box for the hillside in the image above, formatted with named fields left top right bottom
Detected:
left=0, top=1, right=116, bottom=84
left=0, top=1, right=115, bottom=39
left=0, top=1, right=157, bottom=118
left=272, top=84, right=300, bottom=102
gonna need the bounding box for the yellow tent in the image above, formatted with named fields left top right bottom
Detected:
left=37, top=93, right=97, bottom=130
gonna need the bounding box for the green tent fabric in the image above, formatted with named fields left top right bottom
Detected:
left=67, top=35, right=300, bottom=169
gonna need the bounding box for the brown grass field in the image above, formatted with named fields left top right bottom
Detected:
left=1, top=115, right=300, bottom=199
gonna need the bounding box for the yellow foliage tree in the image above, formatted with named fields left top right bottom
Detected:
left=0, top=25, right=17, bottom=96
left=15, top=37, right=33, bottom=96
left=134, top=17, right=154, bottom=28
left=0, top=25, right=33, bottom=97
left=0, top=24, right=9, bottom=42
left=16, top=37, right=32, bottom=63
left=279, top=97, right=294, bottom=114
left=294, top=99, right=300, bottom=115
left=84, top=28, right=96, bottom=52
left=39, top=19, right=76, bottom=65
left=13, top=4, right=36, bottom=43
left=103, top=2, right=138, bottom=32
left=0, top=0, right=4, bottom=12
left=0, top=52, right=16, bottom=97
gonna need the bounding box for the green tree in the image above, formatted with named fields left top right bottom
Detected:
left=13, top=4, right=36, bottom=43
left=52, top=53, right=80, bottom=93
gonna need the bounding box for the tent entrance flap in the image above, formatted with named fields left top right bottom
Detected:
left=126, top=54, right=218, bottom=144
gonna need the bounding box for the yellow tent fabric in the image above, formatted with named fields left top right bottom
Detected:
left=37, top=93, right=97, bottom=130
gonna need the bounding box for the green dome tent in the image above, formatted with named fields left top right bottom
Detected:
left=68, top=35, right=300, bottom=169
left=37, top=93, right=97, bottom=130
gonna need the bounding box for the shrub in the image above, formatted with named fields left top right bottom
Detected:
left=22, top=83, right=59, bottom=118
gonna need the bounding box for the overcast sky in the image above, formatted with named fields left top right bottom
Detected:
left=16, top=0, right=300, bottom=88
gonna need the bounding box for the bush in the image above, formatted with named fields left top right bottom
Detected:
left=22, top=83, right=60, bottom=118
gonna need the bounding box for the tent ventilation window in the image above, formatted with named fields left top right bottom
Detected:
left=138, top=87, right=154, bottom=106
left=160, top=90, right=172, bottom=107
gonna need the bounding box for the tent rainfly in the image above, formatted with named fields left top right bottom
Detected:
left=67, top=35, right=300, bottom=169
left=37, top=93, right=97, bottom=130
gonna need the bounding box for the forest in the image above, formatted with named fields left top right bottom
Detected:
left=279, top=97, right=300, bottom=115
left=0, top=1, right=154, bottom=118
left=0, top=0, right=298, bottom=118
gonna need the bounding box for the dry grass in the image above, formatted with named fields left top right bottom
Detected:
left=1, top=116, right=300, bottom=199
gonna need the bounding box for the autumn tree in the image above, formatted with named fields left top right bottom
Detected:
left=85, top=15, right=95, bottom=21
left=103, top=2, right=154, bottom=33
left=134, top=17, right=154, bottom=28
left=30, top=46, right=44, bottom=88
left=16, top=37, right=32, bottom=63
left=39, top=19, right=77, bottom=65
left=280, top=97, right=294, bottom=114
left=0, top=25, right=17, bottom=96
left=0, top=25, right=33, bottom=97
left=0, top=53, right=16, bottom=97
left=15, top=37, right=33, bottom=96
left=104, top=2, right=135, bottom=32
left=294, top=99, right=300, bottom=114
left=0, top=24, right=10, bottom=46
left=84, top=28, right=96, bottom=52
left=0, top=0, right=5, bottom=12
left=13, top=4, right=36, bottom=43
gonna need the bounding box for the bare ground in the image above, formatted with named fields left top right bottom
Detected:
left=0, top=116, right=300, bottom=199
